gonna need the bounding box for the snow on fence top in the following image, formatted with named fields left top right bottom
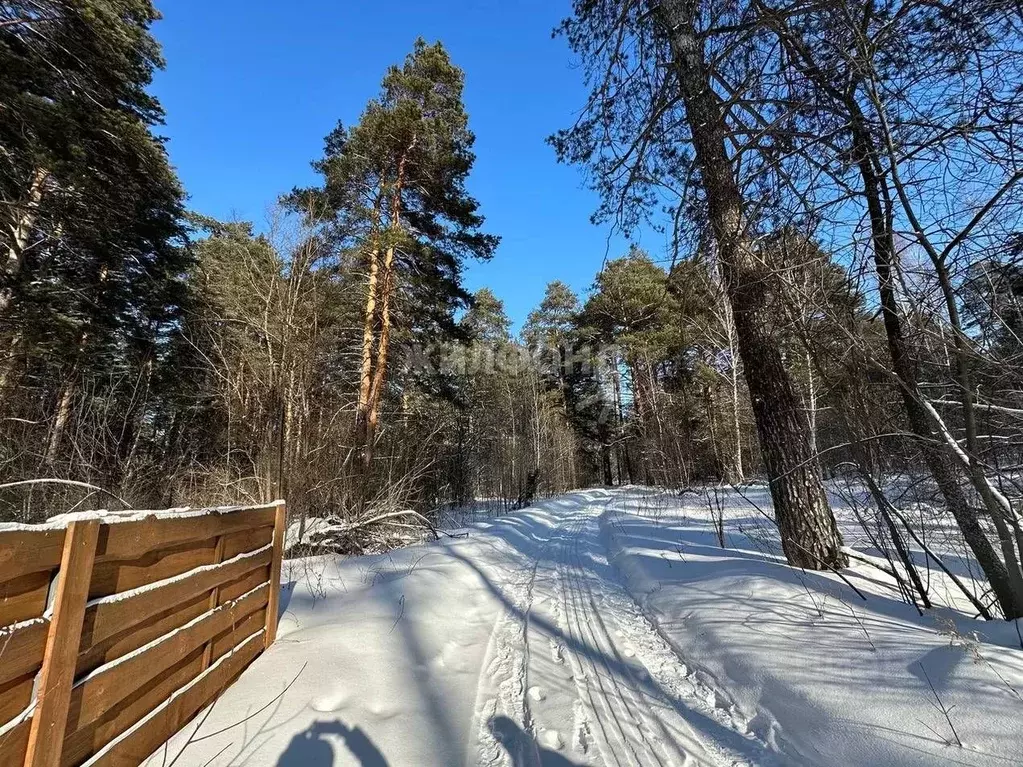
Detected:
left=0, top=500, right=287, bottom=767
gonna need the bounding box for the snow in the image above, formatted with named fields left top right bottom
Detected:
left=601, top=487, right=1023, bottom=766
left=0, top=616, right=45, bottom=637
left=144, top=487, right=1023, bottom=766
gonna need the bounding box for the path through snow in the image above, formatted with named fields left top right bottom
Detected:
left=463, top=491, right=762, bottom=767
left=141, top=487, right=1023, bottom=767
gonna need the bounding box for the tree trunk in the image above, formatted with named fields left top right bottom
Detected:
left=364, top=244, right=395, bottom=467
left=115, top=354, right=154, bottom=492
left=728, top=317, right=745, bottom=483
left=652, top=0, right=846, bottom=569
left=1, top=168, right=48, bottom=315
left=804, top=351, right=818, bottom=458
left=361, top=138, right=415, bottom=470
left=704, top=382, right=724, bottom=480
left=0, top=330, right=23, bottom=399
left=355, top=245, right=380, bottom=456
left=45, top=378, right=75, bottom=466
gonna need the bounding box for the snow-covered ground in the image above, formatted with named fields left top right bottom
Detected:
left=145, top=487, right=1023, bottom=766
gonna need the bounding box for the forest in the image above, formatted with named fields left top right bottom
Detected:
left=4, top=0, right=1023, bottom=628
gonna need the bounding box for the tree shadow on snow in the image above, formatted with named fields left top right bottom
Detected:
left=489, top=716, right=583, bottom=766
left=276, top=719, right=388, bottom=766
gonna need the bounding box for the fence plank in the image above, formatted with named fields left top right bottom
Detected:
left=210, top=607, right=266, bottom=664
left=221, top=526, right=273, bottom=560
left=66, top=584, right=268, bottom=734
left=0, top=570, right=52, bottom=627
left=264, top=503, right=286, bottom=647
left=87, top=539, right=218, bottom=600
left=0, top=502, right=282, bottom=765
left=0, top=674, right=34, bottom=723
left=25, top=519, right=99, bottom=767
left=0, top=617, right=48, bottom=686
left=75, top=593, right=209, bottom=679
left=200, top=536, right=225, bottom=671
left=94, top=507, right=276, bottom=565
left=81, top=545, right=271, bottom=654
left=88, top=631, right=264, bottom=767
left=0, top=718, right=31, bottom=765
left=0, top=529, right=66, bottom=582
left=60, top=650, right=204, bottom=767
left=218, top=567, right=269, bottom=604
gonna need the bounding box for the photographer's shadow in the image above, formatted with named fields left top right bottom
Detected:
left=277, top=719, right=388, bottom=766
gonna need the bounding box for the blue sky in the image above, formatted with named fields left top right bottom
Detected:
left=150, top=0, right=668, bottom=330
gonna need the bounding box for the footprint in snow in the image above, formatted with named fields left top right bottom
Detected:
left=538, top=728, right=564, bottom=751
left=310, top=690, right=350, bottom=712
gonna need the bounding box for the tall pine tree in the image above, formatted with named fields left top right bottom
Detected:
left=292, top=39, right=498, bottom=470
left=0, top=1, right=188, bottom=491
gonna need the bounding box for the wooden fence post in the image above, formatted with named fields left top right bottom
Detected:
left=264, top=502, right=286, bottom=648
left=25, top=519, right=100, bottom=767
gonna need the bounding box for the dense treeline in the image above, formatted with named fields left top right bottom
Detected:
left=0, top=6, right=578, bottom=536
left=4, top=2, right=1023, bottom=618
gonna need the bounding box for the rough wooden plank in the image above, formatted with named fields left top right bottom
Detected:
left=93, top=507, right=276, bottom=566
left=0, top=673, right=34, bottom=723
left=221, top=526, right=273, bottom=560
left=0, top=504, right=278, bottom=765
left=264, top=503, right=287, bottom=647
left=88, top=631, right=264, bottom=767
left=60, top=650, right=204, bottom=767
left=81, top=545, right=271, bottom=653
left=0, top=528, right=66, bottom=581
left=26, top=519, right=99, bottom=767
left=66, top=584, right=268, bottom=734
left=217, top=566, right=270, bottom=604
left=0, top=717, right=31, bottom=765
left=87, top=538, right=218, bottom=600
left=0, top=616, right=48, bottom=686
left=210, top=607, right=266, bottom=664
left=0, top=569, right=52, bottom=626
left=75, top=593, right=209, bottom=679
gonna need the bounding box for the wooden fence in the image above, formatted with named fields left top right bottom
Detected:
left=0, top=500, right=287, bottom=767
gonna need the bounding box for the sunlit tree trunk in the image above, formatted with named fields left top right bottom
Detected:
left=2, top=168, right=48, bottom=315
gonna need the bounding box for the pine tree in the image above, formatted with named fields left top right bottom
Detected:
left=589, top=251, right=692, bottom=482
left=552, top=0, right=848, bottom=569
left=0, top=1, right=188, bottom=490
left=293, top=39, right=498, bottom=471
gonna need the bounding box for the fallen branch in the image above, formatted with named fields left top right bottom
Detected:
left=323, top=509, right=444, bottom=540
left=0, top=479, right=132, bottom=509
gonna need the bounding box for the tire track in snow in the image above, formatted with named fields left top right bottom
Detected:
left=468, top=514, right=564, bottom=766
left=560, top=518, right=647, bottom=765
left=555, top=503, right=765, bottom=767
left=560, top=514, right=681, bottom=765
left=469, top=495, right=767, bottom=767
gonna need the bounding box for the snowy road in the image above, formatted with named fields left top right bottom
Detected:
left=466, top=493, right=760, bottom=766
left=143, top=488, right=1023, bottom=767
